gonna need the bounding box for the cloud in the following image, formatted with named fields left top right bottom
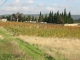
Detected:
left=22, top=6, right=29, bottom=11
left=16, top=0, right=20, bottom=2
left=52, top=3, right=57, bottom=7
left=38, top=3, right=47, bottom=7
left=27, top=0, right=34, bottom=4
left=0, top=0, right=79, bottom=15
left=67, top=0, right=75, bottom=2
left=60, top=4, right=68, bottom=8
left=7, top=0, right=20, bottom=6
left=22, top=0, right=34, bottom=6
left=2, top=6, right=18, bottom=11
left=0, top=1, right=2, bottom=5
left=46, top=7, right=57, bottom=12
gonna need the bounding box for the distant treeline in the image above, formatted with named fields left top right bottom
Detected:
left=0, top=9, right=73, bottom=24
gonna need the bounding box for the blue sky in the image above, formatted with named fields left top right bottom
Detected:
left=0, top=0, right=80, bottom=15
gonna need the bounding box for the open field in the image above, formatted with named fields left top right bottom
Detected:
left=19, top=35, right=80, bottom=60
left=0, top=27, right=52, bottom=60
left=0, top=22, right=80, bottom=60
left=0, top=22, right=80, bottom=38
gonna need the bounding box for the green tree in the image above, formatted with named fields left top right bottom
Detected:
left=54, top=13, right=57, bottom=23
left=35, top=17, right=38, bottom=22
left=39, top=11, right=44, bottom=22
left=64, top=8, right=67, bottom=23
left=11, top=12, right=24, bottom=22
left=27, top=15, right=31, bottom=21
left=32, top=16, right=35, bottom=21
left=67, top=12, right=73, bottom=23
left=56, top=11, right=60, bottom=23
left=44, top=14, right=48, bottom=22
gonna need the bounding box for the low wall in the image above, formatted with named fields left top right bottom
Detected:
left=64, top=24, right=78, bottom=26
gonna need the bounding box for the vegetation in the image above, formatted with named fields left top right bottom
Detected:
left=0, top=22, right=80, bottom=60
left=0, top=26, right=55, bottom=60
left=0, top=9, right=73, bottom=24
left=0, top=22, right=79, bottom=38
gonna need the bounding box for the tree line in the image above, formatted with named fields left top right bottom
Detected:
left=39, top=9, right=73, bottom=24
left=0, top=9, right=73, bottom=24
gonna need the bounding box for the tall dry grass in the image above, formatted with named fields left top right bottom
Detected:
left=19, top=35, right=80, bottom=60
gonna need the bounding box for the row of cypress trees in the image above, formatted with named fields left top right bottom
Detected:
left=39, top=9, right=73, bottom=24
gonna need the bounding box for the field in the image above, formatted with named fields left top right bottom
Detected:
left=0, top=22, right=80, bottom=60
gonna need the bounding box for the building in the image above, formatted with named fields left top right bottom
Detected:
left=0, top=18, right=7, bottom=22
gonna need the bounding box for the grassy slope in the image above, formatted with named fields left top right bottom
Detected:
left=0, top=27, right=54, bottom=60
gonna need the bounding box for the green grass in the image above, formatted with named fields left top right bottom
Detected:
left=4, top=25, right=80, bottom=39
left=0, top=27, right=55, bottom=60
left=1, top=22, right=80, bottom=60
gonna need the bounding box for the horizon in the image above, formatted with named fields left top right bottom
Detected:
left=0, top=0, right=80, bottom=15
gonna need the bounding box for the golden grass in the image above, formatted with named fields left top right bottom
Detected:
left=19, top=35, right=80, bottom=60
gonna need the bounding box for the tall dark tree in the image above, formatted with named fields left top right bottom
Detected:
left=23, top=16, right=26, bottom=22
left=64, top=8, right=67, bottom=23
left=56, top=11, right=60, bottom=23
left=35, top=17, right=38, bottom=22
left=27, top=15, right=31, bottom=21
left=32, top=16, right=35, bottom=21
left=67, top=12, right=73, bottom=23
left=52, top=11, right=54, bottom=23
left=54, top=13, right=57, bottom=23
left=39, top=11, right=43, bottom=22
left=44, top=14, right=48, bottom=22
left=48, top=11, right=53, bottom=23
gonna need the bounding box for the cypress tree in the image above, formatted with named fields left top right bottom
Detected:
left=54, top=13, right=57, bottom=23
left=52, top=11, right=54, bottom=23
left=44, top=14, right=48, bottom=22
left=32, top=16, right=35, bottom=21
left=67, top=12, right=72, bottom=23
left=39, top=11, right=43, bottom=22
left=48, top=11, right=52, bottom=23
left=56, top=11, right=59, bottom=23
left=64, top=8, right=67, bottom=23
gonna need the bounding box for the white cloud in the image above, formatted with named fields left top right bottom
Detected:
left=22, top=0, right=34, bottom=6
left=2, top=6, right=18, bottom=11
left=0, top=1, right=2, bottom=5
left=60, top=4, right=68, bottom=8
left=27, top=0, right=34, bottom=4
left=16, top=0, right=20, bottom=2
left=7, top=0, right=20, bottom=6
left=52, top=3, right=57, bottom=7
left=46, top=7, right=57, bottom=12
left=22, top=6, right=29, bottom=10
left=38, top=3, right=47, bottom=7
left=0, top=0, right=79, bottom=15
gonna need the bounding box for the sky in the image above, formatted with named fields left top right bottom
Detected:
left=0, top=0, right=80, bottom=15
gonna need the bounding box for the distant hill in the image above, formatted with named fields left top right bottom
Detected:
left=24, top=14, right=80, bottom=20
left=0, top=14, right=80, bottom=20
left=71, top=15, right=80, bottom=20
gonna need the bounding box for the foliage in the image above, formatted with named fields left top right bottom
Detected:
left=0, top=22, right=79, bottom=38
left=0, top=26, right=55, bottom=60
left=1, top=9, right=73, bottom=24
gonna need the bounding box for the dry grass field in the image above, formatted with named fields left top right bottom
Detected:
left=0, top=22, right=80, bottom=60
left=19, top=35, right=80, bottom=60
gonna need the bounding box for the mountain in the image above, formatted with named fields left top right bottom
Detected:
left=0, top=14, right=80, bottom=20
left=24, top=14, right=80, bottom=20
left=71, top=15, right=80, bottom=20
